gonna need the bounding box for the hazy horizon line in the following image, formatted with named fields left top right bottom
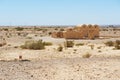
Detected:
left=0, top=24, right=120, bottom=26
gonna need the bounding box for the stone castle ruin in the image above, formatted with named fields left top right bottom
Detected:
left=52, top=24, right=99, bottom=39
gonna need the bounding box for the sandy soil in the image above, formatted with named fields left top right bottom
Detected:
left=0, top=57, right=120, bottom=80
left=0, top=36, right=120, bottom=80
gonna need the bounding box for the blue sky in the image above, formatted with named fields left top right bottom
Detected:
left=0, top=0, right=120, bottom=25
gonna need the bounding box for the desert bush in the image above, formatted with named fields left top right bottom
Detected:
left=0, top=42, right=7, bottom=47
left=43, top=42, right=52, bottom=46
left=17, top=33, right=21, bottom=36
left=26, top=37, right=32, bottom=39
left=55, top=28, right=58, bottom=30
left=97, top=46, right=102, bottom=49
left=105, top=40, right=120, bottom=50
left=3, top=28, right=8, bottom=31
left=48, top=32, right=52, bottom=35
left=114, top=44, right=120, bottom=49
left=114, top=40, right=120, bottom=50
left=90, top=45, right=94, bottom=50
left=105, top=41, right=114, bottom=46
left=0, top=43, right=3, bottom=47
left=74, top=49, right=77, bottom=51
left=60, top=28, right=64, bottom=31
left=14, top=46, right=18, bottom=48
left=7, top=36, right=10, bottom=38
left=15, top=27, right=24, bottom=31
left=20, top=40, right=45, bottom=50
left=19, top=55, right=22, bottom=60
left=57, top=45, right=63, bottom=52
left=98, top=50, right=102, bottom=53
left=76, top=43, right=84, bottom=46
left=115, top=40, right=120, bottom=45
left=82, top=53, right=91, bottom=58
left=8, top=44, right=11, bottom=46
left=34, top=35, right=38, bottom=37
left=64, top=40, right=74, bottom=48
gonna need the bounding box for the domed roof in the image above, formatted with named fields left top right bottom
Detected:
left=76, top=24, right=88, bottom=27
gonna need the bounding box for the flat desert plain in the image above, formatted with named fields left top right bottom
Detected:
left=0, top=30, right=120, bottom=80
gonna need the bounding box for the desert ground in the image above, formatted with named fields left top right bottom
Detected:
left=0, top=27, right=120, bottom=80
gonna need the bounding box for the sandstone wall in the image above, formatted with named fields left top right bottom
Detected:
left=52, top=24, right=100, bottom=39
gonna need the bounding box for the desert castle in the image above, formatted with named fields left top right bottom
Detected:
left=52, top=24, right=99, bottom=39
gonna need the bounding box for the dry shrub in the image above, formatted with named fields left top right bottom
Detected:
left=0, top=42, right=7, bottom=47
left=15, top=27, right=24, bottom=31
left=26, top=37, right=32, bottom=39
left=55, top=28, right=58, bottom=30
left=105, top=41, right=114, bottom=46
left=14, top=46, right=18, bottom=48
left=114, top=40, right=120, bottom=49
left=97, top=46, right=102, bottom=49
left=43, top=42, right=52, bottom=46
left=105, top=40, right=120, bottom=50
left=35, top=35, right=38, bottom=37
left=75, top=43, right=84, bottom=46
left=98, top=50, right=102, bottom=53
left=60, top=28, right=64, bottom=31
left=20, top=40, right=45, bottom=50
left=82, top=53, right=92, bottom=58
left=8, top=44, right=11, bottom=46
left=0, top=43, right=2, bottom=47
left=89, top=45, right=94, bottom=50
left=64, top=40, right=74, bottom=48
left=114, top=45, right=120, bottom=50
left=57, top=45, right=63, bottom=52
left=116, top=40, right=120, bottom=45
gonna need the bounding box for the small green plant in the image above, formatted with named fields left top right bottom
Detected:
left=64, top=40, right=74, bottom=48
left=82, top=53, right=91, bottom=58
left=57, top=45, right=63, bottom=52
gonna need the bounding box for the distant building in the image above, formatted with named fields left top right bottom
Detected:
left=52, top=24, right=99, bottom=39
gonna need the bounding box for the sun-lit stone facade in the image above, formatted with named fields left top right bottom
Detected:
left=52, top=24, right=99, bottom=39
